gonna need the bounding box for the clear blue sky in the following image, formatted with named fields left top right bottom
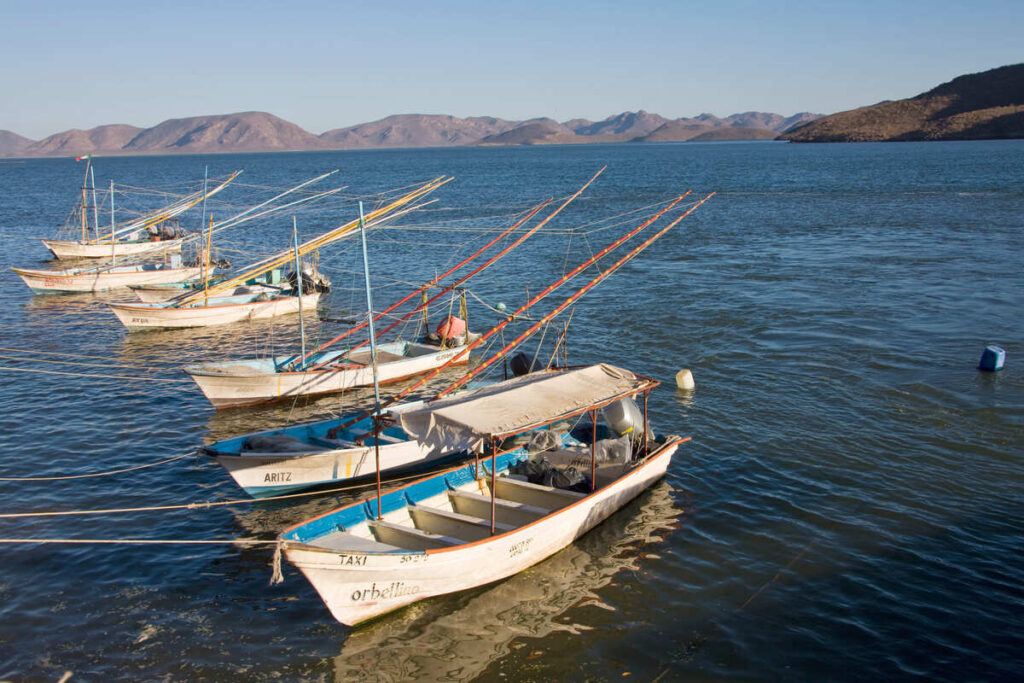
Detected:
left=1, top=0, right=1020, bottom=139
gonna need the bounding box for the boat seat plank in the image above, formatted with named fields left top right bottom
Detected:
left=494, top=476, right=586, bottom=510
left=409, top=505, right=515, bottom=541
left=309, top=530, right=403, bottom=553
left=448, top=489, right=550, bottom=526
left=368, top=519, right=463, bottom=550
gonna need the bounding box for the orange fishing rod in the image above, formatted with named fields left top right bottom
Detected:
left=307, top=166, right=607, bottom=370
left=437, top=192, right=715, bottom=397
left=325, top=190, right=692, bottom=437
left=289, top=198, right=551, bottom=370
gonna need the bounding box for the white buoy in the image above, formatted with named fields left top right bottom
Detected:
left=675, top=368, right=695, bottom=391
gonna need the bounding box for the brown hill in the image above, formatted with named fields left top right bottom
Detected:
left=782, top=63, right=1024, bottom=142
left=0, top=130, right=34, bottom=156
left=24, top=124, right=143, bottom=157
left=569, top=110, right=670, bottom=138
left=478, top=120, right=583, bottom=145
left=320, top=114, right=519, bottom=148
left=635, top=120, right=713, bottom=142
left=688, top=126, right=780, bottom=142
left=124, top=112, right=325, bottom=153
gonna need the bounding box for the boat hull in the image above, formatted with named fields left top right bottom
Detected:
left=282, top=438, right=681, bottom=625
left=11, top=265, right=202, bottom=294
left=107, top=292, right=320, bottom=331
left=41, top=238, right=185, bottom=260
left=215, top=439, right=462, bottom=498
left=184, top=342, right=469, bottom=408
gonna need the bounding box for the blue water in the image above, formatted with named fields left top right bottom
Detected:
left=0, top=141, right=1021, bottom=681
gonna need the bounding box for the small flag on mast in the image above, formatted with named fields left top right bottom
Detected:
left=75, top=154, right=92, bottom=161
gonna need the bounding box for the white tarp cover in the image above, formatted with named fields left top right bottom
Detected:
left=399, top=364, right=647, bottom=452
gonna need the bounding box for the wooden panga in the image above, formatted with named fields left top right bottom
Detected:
left=278, top=363, right=686, bottom=625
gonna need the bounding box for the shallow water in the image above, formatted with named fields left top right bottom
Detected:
left=0, top=141, right=1021, bottom=680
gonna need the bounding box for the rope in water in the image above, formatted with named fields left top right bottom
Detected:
left=0, top=469, right=436, bottom=519
left=0, top=452, right=195, bottom=481
left=0, top=366, right=192, bottom=382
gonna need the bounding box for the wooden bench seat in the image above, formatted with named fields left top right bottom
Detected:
left=368, top=519, right=463, bottom=550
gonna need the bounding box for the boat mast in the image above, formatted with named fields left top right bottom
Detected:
left=199, top=165, right=209, bottom=241
left=358, top=201, right=384, bottom=519
left=293, top=217, right=306, bottom=366
left=80, top=158, right=91, bottom=242
left=90, top=166, right=99, bottom=240
left=109, top=180, right=116, bottom=266
left=203, top=215, right=213, bottom=305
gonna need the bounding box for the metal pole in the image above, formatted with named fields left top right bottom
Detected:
left=293, top=217, right=306, bottom=367
left=642, top=391, right=650, bottom=459
left=199, top=165, right=209, bottom=240
left=359, top=201, right=383, bottom=519
left=591, top=408, right=598, bottom=492
left=490, top=437, right=497, bottom=535
left=110, top=178, right=116, bottom=266
left=90, top=166, right=99, bottom=239
left=80, top=158, right=90, bottom=242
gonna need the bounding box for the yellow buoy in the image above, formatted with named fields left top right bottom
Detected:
left=675, top=368, right=695, bottom=391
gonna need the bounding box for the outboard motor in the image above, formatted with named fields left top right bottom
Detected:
left=601, top=397, right=653, bottom=442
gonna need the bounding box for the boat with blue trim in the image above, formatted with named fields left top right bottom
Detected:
left=278, top=363, right=683, bottom=625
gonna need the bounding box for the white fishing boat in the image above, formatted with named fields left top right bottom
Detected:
left=183, top=337, right=472, bottom=408
left=105, top=177, right=451, bottom=332
left=278, top=363, right=684, bottom=626
left=200, top=400, right=463, bottom=498
left=43, top=160, right=240, bottom=261
left=42, top=235, right=187, bottom=261
left=10, top=261, right=203, bottom=294
left=107, top=289, right=322, bottom=331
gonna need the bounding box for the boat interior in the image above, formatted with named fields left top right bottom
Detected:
left=284, top=423, right=649, bottom=553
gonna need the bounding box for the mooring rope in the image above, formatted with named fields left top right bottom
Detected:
left=0, top=452, right=194, bottom=481
left=0, top=366, right=192, bottom=382
left=0, top=469, right=436, bottom=519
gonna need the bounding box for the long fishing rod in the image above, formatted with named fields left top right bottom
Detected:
left=91, top=170, right=242, bottom=243
left=437, top=192, right=715, bottom=397
left=285, top=198, right=551, bottom=370
left=173, top=176, right=451, bottom=305
left=325, top=191, right=690, bottom=437
left=302, top=165, right=608, bottom=370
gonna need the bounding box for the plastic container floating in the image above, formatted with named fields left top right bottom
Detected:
left=978, top=345, right=1006, bottom=372
left=675, top=368, right=696, bottom=390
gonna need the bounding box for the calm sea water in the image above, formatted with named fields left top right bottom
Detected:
left=0, top=141, right=1021, bottom=681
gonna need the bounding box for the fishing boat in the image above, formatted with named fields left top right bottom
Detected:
left=178, top=169, right=595, bottom=408
left=200, top=399, right=462, bottom=498
left=278, top=363, right=685, bottom=626
left=183, top=334, right=473, bottom=408
left=10, top=260, right=203, bottom=294
left=43, top=159, right=240, bottom=261
left=106, top=287, right=323, bottom=331
left=105, top=177, right=451, bottom=332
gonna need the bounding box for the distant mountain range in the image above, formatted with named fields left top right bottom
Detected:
left=0, top=109, right=819, bottom=158
left=782, top=63, right=1024, bottom=142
